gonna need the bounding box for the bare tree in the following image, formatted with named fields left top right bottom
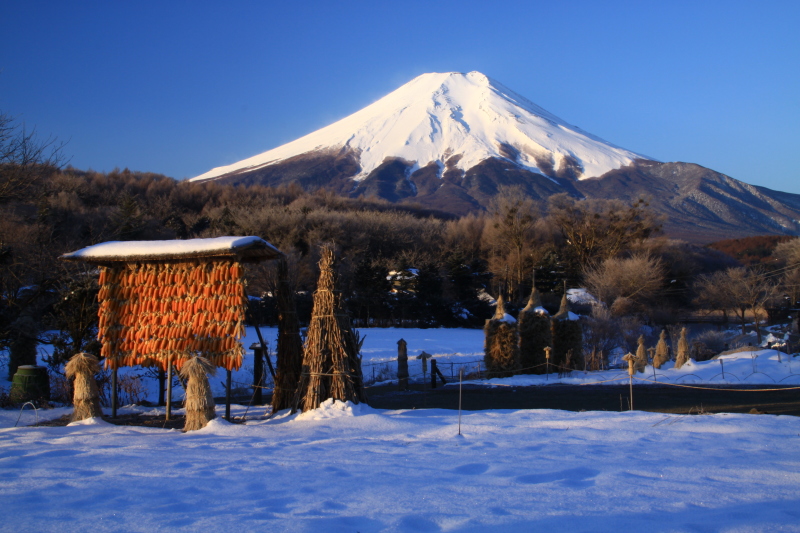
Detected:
left=548, top=194, right=661, bottom=272
left=583, top=254, right=665, bottom=310
left=483, top=186, right=538, bottom=301
left=0, top=112, right=66, bottom=204
left=773, top=238, right=800, bottom=307
left=696, top=267, right=778, bottom=343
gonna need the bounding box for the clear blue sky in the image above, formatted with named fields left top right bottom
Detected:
left=2, top=1, right=798, bottom=193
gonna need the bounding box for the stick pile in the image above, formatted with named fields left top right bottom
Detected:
left=294, top=246, right=366, bottom=412
left=97, top=260, right=247, bottom=370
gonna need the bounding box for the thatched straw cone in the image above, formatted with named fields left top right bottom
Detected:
left=65, top=353, right=102, bottom=422
left=272, top=257, right=304, bottom=413
left=483, top=295, right=520, bottom=378
left=675, top=327, right=690, bottom=369
left=551, top=292, right=584, bottom=372
left=517, top=282, right=551, bottom=374
left=653, top=330, right=669, bottom=369
left=180, top=356, right=217, bottom=431
left=294, top=245, right=366, bottom=412
left=634, top=335, right=647, bottom=373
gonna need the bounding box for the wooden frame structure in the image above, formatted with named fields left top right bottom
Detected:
left=62, top=237, right=282, bottom=371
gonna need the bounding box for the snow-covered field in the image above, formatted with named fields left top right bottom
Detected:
left=57, top=326, right=799, bottom=404
left=3, top=326, right=799, bottom=531
left=2, top=400, right=800, bottom=532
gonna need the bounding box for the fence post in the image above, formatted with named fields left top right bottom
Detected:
left=397, top=339, right=409, bottom=391
left=431, top=359, right=438, bottom=389
left=623, top=352, right=635, bottom=411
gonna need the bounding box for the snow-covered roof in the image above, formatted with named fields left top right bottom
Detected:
left=61, top=236, right=282, bottom=263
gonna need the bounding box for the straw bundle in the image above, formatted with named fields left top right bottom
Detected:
left=653, top=329, right=670, bottom=369
left=272, top=257, right=304, bottom=412
left=551, top=293, right=584, bottom=371
left=675, top=327, right=690, bottom=369
left=293, top=246, right=366, bottom=412
left=65, top=352, right=103, bottom=421
left=180, top=355, right=217, bottom=431
left=634, top=335, right=647, bottom=373
left=96, top=260, right=247, bottom=371
left=483, top=295, right=520, bottom=378
left=517, top=283, right=551, bottom=375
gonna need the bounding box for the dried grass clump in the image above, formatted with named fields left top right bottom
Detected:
left=675, top=327, right=690, bottom=369
left=180, top=356, right=217, bottom=431
left=483, top=295, right=520, bottom=378
left=294, top=245, right=366, bottom=412
left=653, top=329, right=670, bottom=369
left=634, top=335, right=647, bottom=373
left=272, top=257, right=304, bottom=412
left=551, top=293, right=584, bottom=372
left=517, top=284, right=551, bottom=374
left=65, top=352, right=102, bottom=422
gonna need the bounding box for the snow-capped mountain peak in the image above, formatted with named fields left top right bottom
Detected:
left=191, top=71, right=651, bottom=183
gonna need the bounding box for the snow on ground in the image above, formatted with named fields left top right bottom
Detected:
left=4, top=328, right=800, bottom=530
left=2, top=400, right=799, bottom=531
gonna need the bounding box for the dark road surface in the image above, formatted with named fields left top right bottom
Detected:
left=364, top=382, right=800, bottom=416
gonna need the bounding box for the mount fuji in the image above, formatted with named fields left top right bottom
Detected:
left=192, top=72, right=800, bottom=241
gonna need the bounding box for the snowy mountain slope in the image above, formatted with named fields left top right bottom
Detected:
left=192, top=71, right=651, bottom=183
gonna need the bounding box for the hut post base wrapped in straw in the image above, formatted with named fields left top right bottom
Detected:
left=65, top=353, right=103, bottom=422
left=180, top=355, right=217, bottom=431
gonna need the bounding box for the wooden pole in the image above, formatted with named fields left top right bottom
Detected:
left=158, top=368, right=165, bottom=406
left=166, top=363, right=173, bottom=421
left=397, top=339, right=408, bottom=391
left=252, top=343, right=263, bottom=405
left=431, top=359, right=438, bottom=389
left=226, top=369, right=232, bottom=421
left=111, top=368, right=118, bottom=419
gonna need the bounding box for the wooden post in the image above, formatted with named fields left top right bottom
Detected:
left=397, top=339, right=408, bottom=391
left=251, top=342, right=264, bottom=405
left=111, top=368, right=118, bottom=419
left=166, top=363, right=173, bottom=421
left=226, top=369, right=232, bottom=421
left=158, top=368, right=165, bottom=406
left=431, top=359, right=438, bottom=389
left=544, top=346, right=552, bottom=381
left=623, top=352, right=635, bottom=411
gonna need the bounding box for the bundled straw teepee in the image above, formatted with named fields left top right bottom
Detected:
left=272, top=257, right=304, bottom=412
left=675, top=327, right=690, bottom=370
left=634, top=335, right=647, bottom=373
left=517, top=276, right=551, bottom=375
left=551, top=291, right=584, bottom=372
left=65, top=352, right=103, bottom=422
left=180, top=355, right=217, bottom=431
left=293, top=245, right=366, bottom=412
left=483, top=295, right=520, bottom=378
left=653, top=329, right=670, bottom=369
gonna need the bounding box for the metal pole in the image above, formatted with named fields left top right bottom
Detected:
left=111, top=368, right=118, bottom=419
left=458, top=368, right=463, bottom=436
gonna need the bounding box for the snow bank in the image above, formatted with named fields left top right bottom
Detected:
left=1, top=404, right=798, bottom=531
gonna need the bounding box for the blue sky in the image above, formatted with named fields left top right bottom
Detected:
left=1, top=1, right=798, bottom=194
